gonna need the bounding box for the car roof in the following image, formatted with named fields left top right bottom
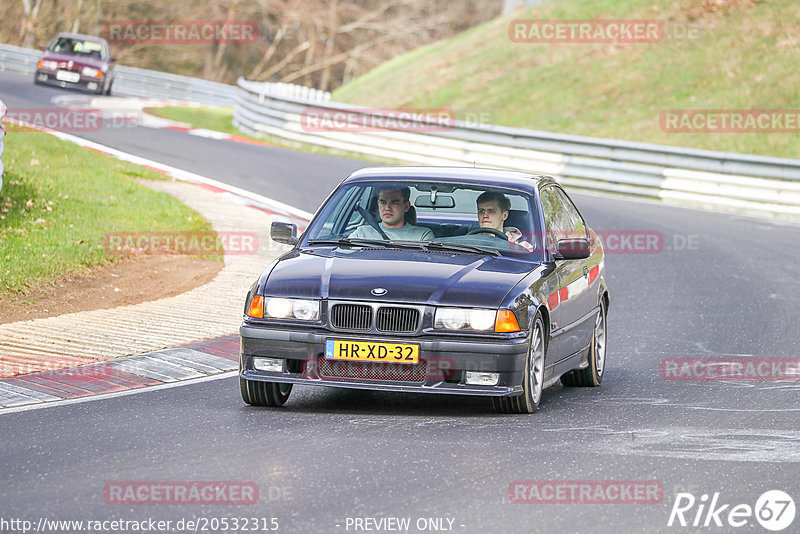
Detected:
left=53, top=32, right=109, bottom=46
left=344, top=166, right=557, bottom=192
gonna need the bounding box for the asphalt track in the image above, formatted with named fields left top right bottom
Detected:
left=2, top=71, right=800, bottom=533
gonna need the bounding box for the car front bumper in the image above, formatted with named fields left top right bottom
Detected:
left=35, top=70, right=106, bottom=93
left=239, top=324, right=529, bottom=397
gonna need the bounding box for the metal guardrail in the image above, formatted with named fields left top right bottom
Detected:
left=234, top=77, right=800, bottom=220
left=0, top=43, right=36, bottom=75
left=2, top=40, right=797, bottom=220
left=114, top=65, right=236, bottom=105
left=0, top=43, right=235, bottom=106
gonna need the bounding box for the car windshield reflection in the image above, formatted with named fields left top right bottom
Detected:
left=303, top=180, right=541, bottom=258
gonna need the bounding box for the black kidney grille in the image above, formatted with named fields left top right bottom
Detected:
left=330, top=304, right=372, bottom=330
left=376, top=307, right=419, bottom=333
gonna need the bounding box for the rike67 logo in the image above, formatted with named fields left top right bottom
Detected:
left=668, top=490, right=795, bottom=531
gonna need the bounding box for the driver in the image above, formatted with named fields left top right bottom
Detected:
left=476, top=191, right=534, bottom=251
left=350, top=186, right=433, bottom=241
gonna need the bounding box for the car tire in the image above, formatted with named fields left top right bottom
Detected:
left=240, top=376, right=292, bottom=407
left=561, top=298, right=607, bottom=387
left=104, top=81, right=113, bottom=96
left=493, top=312, right=545, bottom=414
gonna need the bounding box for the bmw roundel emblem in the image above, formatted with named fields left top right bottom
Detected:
left=371, top=288, right=387, bottom=296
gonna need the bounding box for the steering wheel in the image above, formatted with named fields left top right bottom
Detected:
left=467, top=227, right=507, bottom=239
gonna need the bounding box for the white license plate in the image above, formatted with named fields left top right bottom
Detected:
left=56, top=70, right=80, bottom=83
left=325, top=339, right=419, bottom=364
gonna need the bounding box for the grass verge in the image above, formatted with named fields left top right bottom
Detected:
left=333, top=0, right=800, bottom=159
left=146, top=105, right=242, bottom=136
left=0, top=123, right=218, bottom=295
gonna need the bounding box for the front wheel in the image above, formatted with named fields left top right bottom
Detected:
left=493, top=312, right=545, bottom=414
left=561, top=298, right=607, bottom=387
left=240, top=376, right=292, bottom=407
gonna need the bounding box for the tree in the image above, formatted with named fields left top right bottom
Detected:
left=4, top=0, right=503, bottom=89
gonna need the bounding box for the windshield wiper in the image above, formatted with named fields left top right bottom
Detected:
left=308, top=238, right=497, bottom=255
left=307, top=238, right=424, bottom=250
left=424, top=241, right=501, bottom=256
left=308, top=238, right=390, bottom=248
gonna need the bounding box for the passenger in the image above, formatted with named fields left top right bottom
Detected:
left=475, top=191, right=534, bottom=251
left=350, top=187, right=433, bottom=241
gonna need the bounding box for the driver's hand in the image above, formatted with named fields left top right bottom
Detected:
left=506, top=228, right=535, bottom=251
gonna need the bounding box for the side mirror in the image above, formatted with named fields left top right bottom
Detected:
left=38, top=45, right=47, bottom=51
left=555, top=238, right=590, bottom=260
left=271, top=221, right=298, bottom=245
left=110, top=55, right=117, bottom=62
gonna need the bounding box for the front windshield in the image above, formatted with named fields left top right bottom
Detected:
left=303, top=179, right=543, bottom=258
left=49, top=37, right=106, bottom=60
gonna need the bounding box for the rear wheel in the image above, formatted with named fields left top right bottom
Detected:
left=240, top=376, right=292, bottom=407
left=561, top=299, right=607, bottom=387
left=493, top=312, right=545, bottom=414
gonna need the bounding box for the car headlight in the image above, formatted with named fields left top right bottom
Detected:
left=264, top=297, right=320, bottom=321
left=81, top=66, right=101, bottom=77
left=39, top=60, right=58, bottom=71
left=435, top=308, right=497, bottom=331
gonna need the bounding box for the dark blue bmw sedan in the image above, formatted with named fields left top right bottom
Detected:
left=240, top=167, right=609, bottom=413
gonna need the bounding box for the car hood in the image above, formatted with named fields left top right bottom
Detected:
left=263, top=248, right=536, bottom=307
left=41, top=51, right=108, bottom=69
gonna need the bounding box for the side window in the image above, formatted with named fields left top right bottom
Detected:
left=539, top=187, right=567, bottom=252
left=339, top=186, right=373, bottom=235
left=554, top=187, right=587, bottom=239
left=539, top=186, right=586, bottom=252
left=312, top=185, right=372, bottom=239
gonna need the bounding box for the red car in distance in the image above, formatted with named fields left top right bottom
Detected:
left=34, top=33, right=116, bottom=95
